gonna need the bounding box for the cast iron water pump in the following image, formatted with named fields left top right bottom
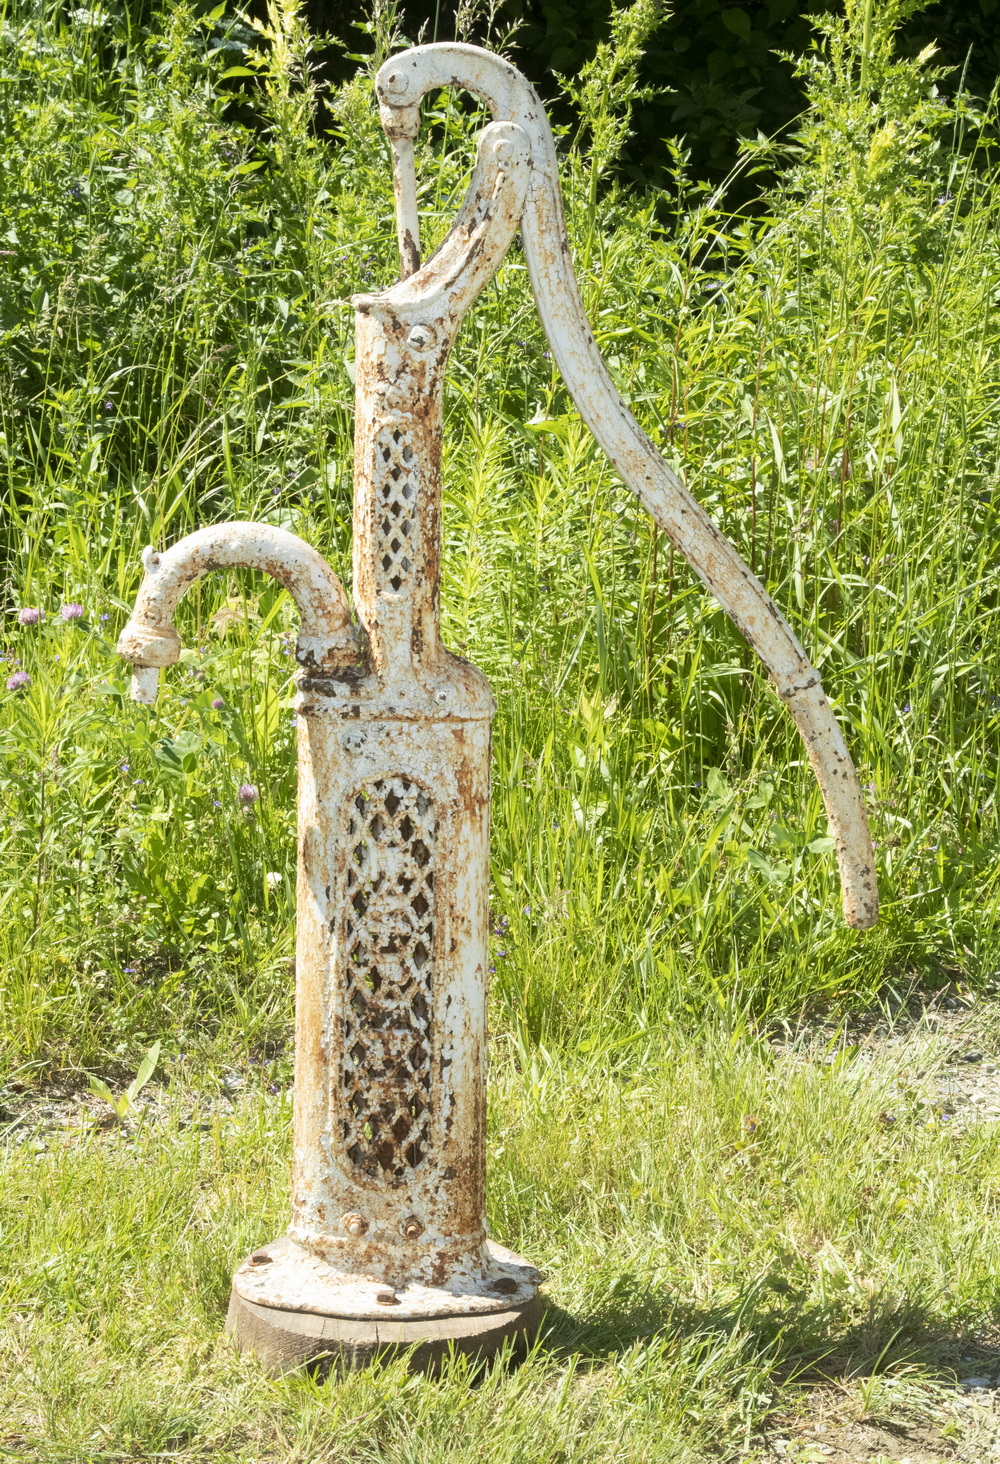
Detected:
left=118, top=45, right=878, bottom=1373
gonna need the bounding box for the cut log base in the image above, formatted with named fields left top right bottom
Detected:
left=226, top=1284, right=546, bottom=1377
left=225, top=1236, right=545, bottom=1377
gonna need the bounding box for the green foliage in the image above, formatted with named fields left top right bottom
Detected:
left=1, top=0, right=1000, bottom=1077
left=403, top=0, right=1000, bottom=186
left=2, top=3, right=1000, bottom=1450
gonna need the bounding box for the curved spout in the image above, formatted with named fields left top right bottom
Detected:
left=118, top=522, right=361, bottom=704
left=375, top=44, right=878, bottom=930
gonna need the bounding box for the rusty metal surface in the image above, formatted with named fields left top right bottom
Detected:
left=286, top=121, right=532, bottom=1305
left=233, top=1238, right=540, bottom=1320
left=117, top=45, right=879, bottom=1340
left=375, top=45, right=878, bottom=930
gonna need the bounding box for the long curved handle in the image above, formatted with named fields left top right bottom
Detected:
left=375, top=43, right=877, bottom=929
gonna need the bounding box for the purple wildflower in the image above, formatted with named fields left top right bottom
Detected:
left=6, top=670, right=30, bottom=691
left=17, top=608, right=42, bottom=626
left=211, top=697, right=225, bottom=710
left=239, top=783, right=259, bottom=805
left=61, top=603, right=84, bottom=621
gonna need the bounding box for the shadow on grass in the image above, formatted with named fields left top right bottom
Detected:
left=532, top=1279, right=995, bottom=1390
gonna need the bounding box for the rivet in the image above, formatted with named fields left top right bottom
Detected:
left=381, top=70, right=407, bottom=96
left=342, top=1212, right=368, bottom=1237
left=434, top=688, right=449, bottom=704
left=375, top=1286, right=399, bottom=1306
left=407, top=323, right=437, bottom=352
left=400, top=1215, right=423, bottom=1239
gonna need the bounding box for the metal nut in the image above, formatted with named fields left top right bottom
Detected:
left=342, top=1212, right=368, bottom=1237
left=343, top=730, right=366, bottom=754
left=375, top=1287, right=399, bottom=1306
left=407, top=323, right=437, bottom=352
left=400, top=1216, right=423, bottom=1239
left=380, top=69, right=407, bottom=97
left=248, top=1251, right=272, bottom=1266
left=491, top=136, right=524, bottom=165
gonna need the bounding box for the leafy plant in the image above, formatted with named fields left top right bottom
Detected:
left=87, top=1041, right=162, bottom=1122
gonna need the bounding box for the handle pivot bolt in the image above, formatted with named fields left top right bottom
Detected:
left=407, top=323, right=437, bottom=351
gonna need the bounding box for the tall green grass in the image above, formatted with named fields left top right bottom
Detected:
left=2, top=0, right=1000, bottom=1074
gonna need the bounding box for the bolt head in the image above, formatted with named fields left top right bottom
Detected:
left=434, top=688, right=449, bottom=704
left=400, top=1215, right=423, bottom=1239
left=343, top=731, right=366, bottom=754
left=375, top=1286, right=399, bottom=1306
left=342, top=1212, right=367, bottom=1237
left=407, top=323, right=437, bottom=352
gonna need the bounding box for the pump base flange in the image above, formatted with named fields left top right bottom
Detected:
left=226, top=1285, right=545, bottom=1376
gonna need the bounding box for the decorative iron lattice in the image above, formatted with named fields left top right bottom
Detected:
left=373, top=422, right=418, bottom=594
left=341, top=776, right=436, bottom=1178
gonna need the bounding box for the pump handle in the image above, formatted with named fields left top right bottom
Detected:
left=375, top=44, right=877, bottom=930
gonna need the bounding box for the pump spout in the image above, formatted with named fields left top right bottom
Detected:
left=117, top=522, right=362, bottom=702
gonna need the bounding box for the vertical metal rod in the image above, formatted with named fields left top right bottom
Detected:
left=391, top=137, right=421, bottom=279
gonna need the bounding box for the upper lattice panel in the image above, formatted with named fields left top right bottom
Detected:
left=373, top=421, right=418, bottom=595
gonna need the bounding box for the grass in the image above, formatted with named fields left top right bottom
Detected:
left=4, top=0, right=1000, bottom=1454
left=5, top=1011, right=1000, bottom=1462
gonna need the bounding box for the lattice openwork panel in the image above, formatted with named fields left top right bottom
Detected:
left=341, top=777, right=436, bottom=1179
left=372, top=422, right=418, bottom=594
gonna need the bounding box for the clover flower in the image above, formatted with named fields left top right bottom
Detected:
left=17, top=608, right=42, bottom=626
left=211, top=697, right=225, bottom=710
left=238, top=783, right=259, bottom=805
left=6, top=671, right=30, bottom=691
left=61, top=603, right=84, bottom=621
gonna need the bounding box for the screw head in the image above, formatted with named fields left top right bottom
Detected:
left=407, top=323, right=437, bottom=352
left=400, top=1215, right=423, bottom=1239
left=342, top=1212, right=367, bottom=1237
